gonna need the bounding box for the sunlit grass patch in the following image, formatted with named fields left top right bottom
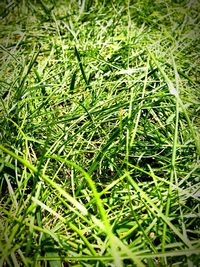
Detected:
left=0, top=0, right=200, bottom=266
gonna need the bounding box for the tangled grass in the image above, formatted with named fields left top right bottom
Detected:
left=0, top=0, right=200, bottom=266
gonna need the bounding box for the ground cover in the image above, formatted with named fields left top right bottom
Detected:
left=0, top=0, right=200, bottom=266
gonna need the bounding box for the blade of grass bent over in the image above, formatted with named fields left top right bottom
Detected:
left=0, top=144, right=88, bottom=216
left=0, top=145, right=145, bottom=267
left=47, top=156, right=146, bottom=267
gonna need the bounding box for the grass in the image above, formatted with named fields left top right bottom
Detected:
left=0, top=0, right=200, bottom=266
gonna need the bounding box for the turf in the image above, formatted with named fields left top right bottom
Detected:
left=0, top=0, right=200, bottom=266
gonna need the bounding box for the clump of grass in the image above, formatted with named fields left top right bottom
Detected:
left=0, top=0, right=200, bottom=266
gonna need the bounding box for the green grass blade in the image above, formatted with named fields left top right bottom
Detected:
left=125, top=171, right=193, bottom=249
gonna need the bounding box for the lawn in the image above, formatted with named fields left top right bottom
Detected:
left=0, top=0, right=200, bottom=266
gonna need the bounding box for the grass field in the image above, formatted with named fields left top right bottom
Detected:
left=0, top=0, right=200, bottom=266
